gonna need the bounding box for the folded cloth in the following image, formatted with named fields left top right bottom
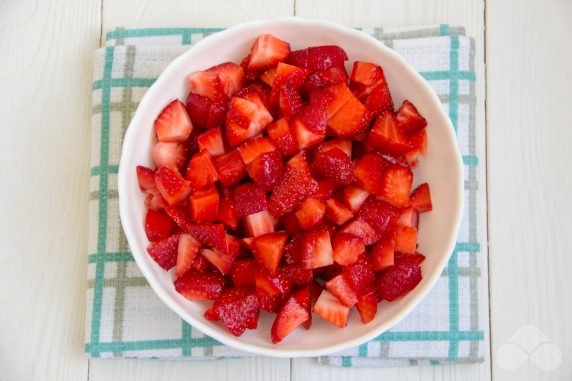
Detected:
left=86, top=24, right=488, bottom=367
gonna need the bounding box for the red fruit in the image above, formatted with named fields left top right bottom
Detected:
left=187, top=71, right=224, bottom=100
left=282, top=212, right=302, bottom=235
left=218, top=195, right=239, bottom=230
left=225, top=96, right=273, bottom=147
left=306, top=45, right=348, bottom=72
left=313, top=180, right=336, bottom=201
left=246, top=151, right=284, bottom=191
left=285, top=49, right=308, bottom=68
left=271, top=287, right=311, bottom=343
left=207, top=287, right=260, bottom=336
left=174, top=271, right=224, bottom=301
left=164, top=205, right=191, bottom=228
left=410, top=183, right=432, bottom=213
left=299, top=228, right=334, bottom=270
left=279, top=83, right=303, bottom=117
left=396, top=207, right=419, bottom=228
left=154, top=167, right=192, bottom=206
left=176, top=233, right=201, bottom=278
left=378, top=164, right=413, bottom=207
left=314, top=83, right=353, bottom=119
left=332, top=233, right=364, bottom=266
left=145, top=209, right=175, bottom=241
left=367, top=112, right=414, bottom=155
left=358, top=197, right=400, bottom=236
left=396, top=100, right=427, bottom=136
left=266, top=118, right=298, bottom=157
left=312, top=147, right=355, bottom=185
left=191, top=253, right=212, bottom=272
left=207, top=62, right=245, bottom=98
left=394, top=252, right=426, bottom=266
left=343, top=254, right=375, bottom=293
left=248, top=34, right=291, bottom=70
left=241, top=236, right=255, bottom=250
left=328, top=95, right=373, bottom=139
left=377, top=262, right=422, bottom=301
left=234, top=183, right=268, bottom=217
left=154, top=100, right=193, bottom=142
left=255, top=268, right=291, bottom=296
left=189, top=184, right=220, bottom=223
left=152, top=142, right=187, bottom=170
left=230, top=259, right=257, bottom=287
left=259, top=67, right=276, bottom=87
left=302, top=67, right=348, bottom=93
left=286, top=151, right=312, bottom=173
left=290, top=103, right=328, bottom=149
left=356, top=288, right=378, bottom=324
left=268, top=160, right=318, bottom=217
left=349, top=61, right=393, bottom=115
left=339, top=218, right=379, bottom=245
left=342, top=185, right=370, bottom=212
left=197, top=127, right=225, bottom=157
left=370, top=240, right=395, bottom=271
left=185, top=223, right=226, bottom=252
left=325, top=274, right=358, bottom=307
left=207, top=94, right=230, bottom=128
left=214, top=151, right=247, bottom=187
left=316, top=138, right=352, bottom=157
left=324, top=198, right=354, bottom=226
left=244, top=210, right=275, bottom=237
left=313, top=290, right=350, bottom=328
left=185, top=150, right=219, bottom=190
left=236, top=83, right=272, bottom=110
left=354, top=153, right=387, bottom=195
left=147, top=235, right=179, bottom=270
left=280, top=264, right=314, bottom=285
left=136, top=165, right=156, bottom=192
left=252, top=232, right=288, bottom=273
left=392, top=226, right=418, bottom=254
left=200, top=247, right=237, bottom=275
left=273, top=62, right=309, bottom=91
left=186, top=93, right=211, bottom=130
left=258, top=293, right=284, bottom=313
left=237, top=137, right=276, bottom=165
left=144, top=191, right=168, bottom=211
left=295, top=198, right=326, bottom=230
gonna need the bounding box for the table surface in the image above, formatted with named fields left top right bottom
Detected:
left=1, top=0, right=571, bottom=380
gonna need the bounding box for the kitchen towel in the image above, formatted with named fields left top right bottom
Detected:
left=86, top=24, right=488, bottom=367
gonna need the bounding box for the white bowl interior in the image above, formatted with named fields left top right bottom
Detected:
left=118, top=18, right=463, bottom=357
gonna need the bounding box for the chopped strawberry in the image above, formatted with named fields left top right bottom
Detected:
left=246, top=151, right=284, bottom=191
left=282, top=212, right=302, bottom=235
left=200, top=247, right=237, bottom=275
left=185, top=150, right=219, bottom=190
left=268, top=160, right=318, bottom=217
left=339, top=218, right=379, bottom=245
left=290, top=103, right=328, bottom=149
left=237, top=137, right=276, bottom=165
left=343, top=254, right=375, bottom=293
left=353, top=153, right=387, bottom=195
left=191, top=253, right=212, bottom=272
left=332, top=233, right=364, bottom=266
left=358, top=197, right=400, bottom=236
left=302, top=67, right=348, bottom=93
left=349, top=61, right=393, bottom=115
left=145, top=209, right=175, bottom=241
left=326, top=274, right=357, bottom=307
left=299, top=228, right=334, bottom=269
left=225, top=96, right=273, bottom=147
left=295, top=198, right=326, bottom=229
left=233, top=183, right=268, bottom=217
left=147, top=234, right=179, bottom=270
left=154, top=166, right=192, bottom=206
left=394, top=252, right=426, bottom=266
left=285, top=48, right=308, bottom=68
left=316, top=138, right=352, bottom=157
left=286, top=151, right=312, bottom=173
left=152, top=142, right=187, bottom=170
left=396, top=207, right=419, bottom=228
left=324, top=198, right=354, bottom=226
left=410, top=183, right=432, bottom=213
left=306, top=45, right=348, bottom=72
left=197, top=127, right=225, bottom=157
left=266, top=118, right=298, bottom=157
left=186, top=92, right=212, bottom=130
left=189, top=184, right=220, bottom=223
left=377, top=261, right=422, bottom=301
left=187, top=71, right=224, bottom=100
left=235, top=83, right=272, bottom=110
left=312, top=147, right=355, bottom=185
left=258, top=293, right=284, bottom=313
left=392, top=226, right=418, bottom=254
left=218, top=194, right=239, bottom=230
left=206, top=287, right=260, bottom=336
left=164, top=205, right=192, bottom=229
left=259, top=67, right=276, bottom=87
left=154, top=100, right=193, bottom=142
left=280, top=264, right=313, bottom=285
left=136, top=165, right=156, bottom=192
left=312, top=83, right=353, bottom=119
left=243, top=210, right=275, bottom=237
left=356, top=288, right=378, bottom=324
left=313, top=289, right=350, bottom=328
left=252, top=232, right=288, bottom=273
left=174, top=270, right=224, bottom=301
left=273, top=62, right=309, bottom=91
left=207, top=62, right=245, bottom=98
left=144, top=191, right=168, bottom=211
left=207, top=94, right=230, bottom=128
left=313, top=180, right=336, bottom=201
left=213, top=151, right=246, bottom=187
left=255, top=268, right=291, bottom=296
left=271, top=287, right=311, bottom=343
left=396, top=100, right=427, bottom=136
left=279, top=83, right=303, bottom=117
left=342, top=185, right=370, bottom=212
left=248, top=34, right=291, bottom=71
left=185, top=223, right=226, bottom=252
left=328, top=95, right=373, bottom=139
left=370, top=240, right=395, bottom=271
left=367, top=112, right=414, bottom=155
left=378, top=164, right=413, bottom=207
left=230, top=259, right=257, bottom=287
left=176, top=233, right=201, bottom=278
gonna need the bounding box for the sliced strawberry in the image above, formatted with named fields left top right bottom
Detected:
left=370, top=240, right=395, bottom=271
left=324, top=198, right=354, bottom=226
left=255, top=268, right=291, bottom=296
left=164, top=205, right=192, bottom=229
left=234, top=183, right=268, bottom=217
left=358, top=197, right=400, bottom=236
left=174, top=270, right=224, bottom=301
left=392, top=226, right=418, bottom=254
left=299, top=228, right=334, bottom=270
left=410, top=183, right=432, bottom=213
left=244, top=210, right=275, bottom=237
left=332, top=233, right=364, bottom=266
left=225, top=96, right=273, bottom=147
left=367, top=112, right=414, bottom=155
left=313, top=83, right=353, bottom=119
left=306, top=45, right=348, bottom=72
left=241, top=236, right=255, bottom=250
left=339, top=218, right=379, bottom=245
left=290, top=103, right=328, bottom=149
left=280, top=264, right=313, bottom=285
left=279, top=83, right=303, bottom=117
left=176, top=233, right=201, bottom=278
left=356, top=288, right=378, bottom=324
left=197, top=127, right=225, bottom=157
left=285, top=49, right=308, bottom=68
left=394, top=252, right=426, bottom=266
left=252, top=232, right=288, bottom=273
left=378, top=164, right=413, bottom=207
left=266, top=118, right=298, bottom=157
left=312, top=147, right=355, bottom=186
left=343, top=253, right=375, bottom=293
left=282, top=212, right=302, bottom=235
left=152, top=142, right=187, bottom=170
left=268, top=161, right=318, bottom=217
left=144, top=190, right=168, bottom=211
left=377, top=261, right=422, bottom=301
left=154, top=100, right=193, bottom=142
left=302, top=66, right=348, bottom=93
left=328, top=95, right=373, bottom=139
left=218, top=194, right=239, bottom=230
left=185, top=223, right=226, bottom=252
left=342, top=185, right=370, bottom=212
left=259, top=67, right=276, bottom=87
left=286, top=151, right=312, bottom=173
left=246, top=151, right=284, bottom=191
left=154, top=167, right=192, bottom=206
left=273, top=62, right=309, bottom=91
left=235, top=83, right=272, bottom=110
left=191, top=252, right=212, bottom=272
left=207, top=287, right=260, bottom=336
left=313, top=289, right=350, bottom=328
left=350, top=61, right=393, bottom=115
left=325, top=274, right=358, bottom=307
left=354, top=153, right=387, bottom=195
left=405, top=129, right=427, bottom=167
left=396, top=207, right=419, bottom=228
left=186, top=92, right=211, bottom=130
left=145, top=209, right=175, bottom=241
left=271, top=287, right=311, bottom=343
left=237, top=137, right=276, bottom=165
left=136, top=165, right=156, bottom=192
left=185, top=150, right=219, bottom=190
left=207, top=94, right=229, bottom=128
left=207, top=62, right=245, bottom=98
left=248, top=34, right=291, bottom=71
left=187, top=71, right=224, bottom=100
left=258, top=293, right=284, bottom=313
left=200, top=247, right=237, bottom=275
left=147, top=234, right=179, bottom=270
left=295, top=198, right=326, bottom=230
left=189, top=184, right=220, bottom=223
left=230, top=259, right=257, bottom=287
left=313, top=180, right=336, bottom=201
left=316, top=138, right=352, bottom=157
left=396, top=100, right=427, bottom=136
left=213, top=150, right=246, bottom=187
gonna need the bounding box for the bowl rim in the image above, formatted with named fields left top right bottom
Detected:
left=118, top=16, right=464, bottom=358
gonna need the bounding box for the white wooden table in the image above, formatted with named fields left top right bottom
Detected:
left=1, top=0, right=571, bottom=380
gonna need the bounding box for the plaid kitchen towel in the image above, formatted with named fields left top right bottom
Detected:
left=86, top=24, right=488, bottom=366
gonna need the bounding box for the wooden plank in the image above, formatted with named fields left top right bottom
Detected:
left=486, top=0, right=572, bottom=379
left=0, top=0, right=100, bottom=380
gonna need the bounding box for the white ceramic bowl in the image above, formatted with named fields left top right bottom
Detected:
left=118, top=17, right=463, bottom=358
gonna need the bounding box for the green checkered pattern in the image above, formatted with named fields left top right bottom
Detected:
left=86, top=24, right=487, bottom=366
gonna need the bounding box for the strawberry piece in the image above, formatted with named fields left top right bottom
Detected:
left=282, top=212, right=302, bottom=235
left=410, top=183, right=432, bottom=213
left=244, top=210, right=275, bottom=237
left=255, top=268, right=291, bottom=296
left=147, top=234, right=179, bottom=270
left=266, top=118, right=298, bottom=157
left=285, top=49, right=308, bottom=68
left=236, top=83, right=272, bottom=110
left=218, top=194, right=239, bottom=230
left=324, top=198, right=354, bottom=226
left=356, top=288, right=378, bottom=324
left=187, top=71, right=224, bottom=100
left=248, top=34, right=291, bottom=71
left=225, top=96, right=273, bottom=147
left=405, top=129, right=427, bottom=167
left=313, top=83, right=353, bottom=119
left=378, top=164, right=413, bottom=207
left=290, top=103, right=328, bottom=149
left=185, top=150, right=219, bottom=190
left=396, top=207, right=419, bottom=228
left=144, top=191, right=168, bottom=211
left=207, top=94, right=229, bottom=128
left=189, top=184, right=220, bottom=223
left=258, top=293, right=284, bottom=313
left=268, top=160, right=318, bottom=217
left=392, top=226, right=418, bottom=254
left=302, top=67, right=348, bottom=93
left=367, top=112, right=414, bottom=155
left=313, top=180, right=336, bottom=201
left=252, top=232, right=288, bottom=273
left=286, top=151, right=312, bottom=172
left=152, top=142, right=187, bottom=170
left=349, top=61, right=393, bottom=115
left=332, top=233, right=364, bottom=266
left=241, top=236, right=255, bottom=250
left=370, top=240, right=395, bottom=271
left=186, top=93, right=211, bottom=130
left=328, top=95, right=373, bottom=139
left=164, top=205, right=191, bottom=228
left=145, top=209, right=175, bottom=241
left=234, top=183, right=268, bottom=217
left=273, top=62, right=309, bottom=90
left=174, top=270, right=224, bottom=301
left=394, top=252, right=426, bottom=266
left=280, top=264, right=313, bottom=285
left=278, top=83, right=303, bottom=117
left=230, top=259, right=257, bottom=287
left=343, top=254, right=375, bottom=293
left=299, top=228, right=334, bottom=269
left=237, top=137, right=276, bottom=165
left=325, top=274, right=358, bottom=307
left=295, top=198, right=326, bottom=229
left=358, top=197, right=400, bottom=236
left=185, top=223, right=226, bottom=252
left=342, top=185, right=370, bottom=212
left=197, top=127, right=225, bottom=157
left=136, top=165, right=156, bottom=192
left=354, top=153, right=387, bottom=195
left=191, top=253, right=212, bottom=272
left=213, top=151, right=246, bottom=187
left=377, top=262, right=422, bottom=301
left=271, top=287, right=311, bottom=343
left=306, top=45, right=348, bottom=72
left=396, top=100, right=427, bottom=136
left=246, top=151, right=284, bottom=191
left=316, top=138, right=352, bottom=157
left=176, top=233, right=201, bottom=278
left=339, top=218, right=379, bottom=245
left=313, top=289, right=350, bottom=328
left=207, top=287, right=260, bottom=336
left=200, top=247, right=237, bottom=275
left=154, top=167, right=192, bottom=206
left=207, top=62, right=245, bottom=98
left=312, top=147, right=355, bottom=186
left=259, top=67, right=276, bottom=87
left=154, top=100, right=193, bottom=142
